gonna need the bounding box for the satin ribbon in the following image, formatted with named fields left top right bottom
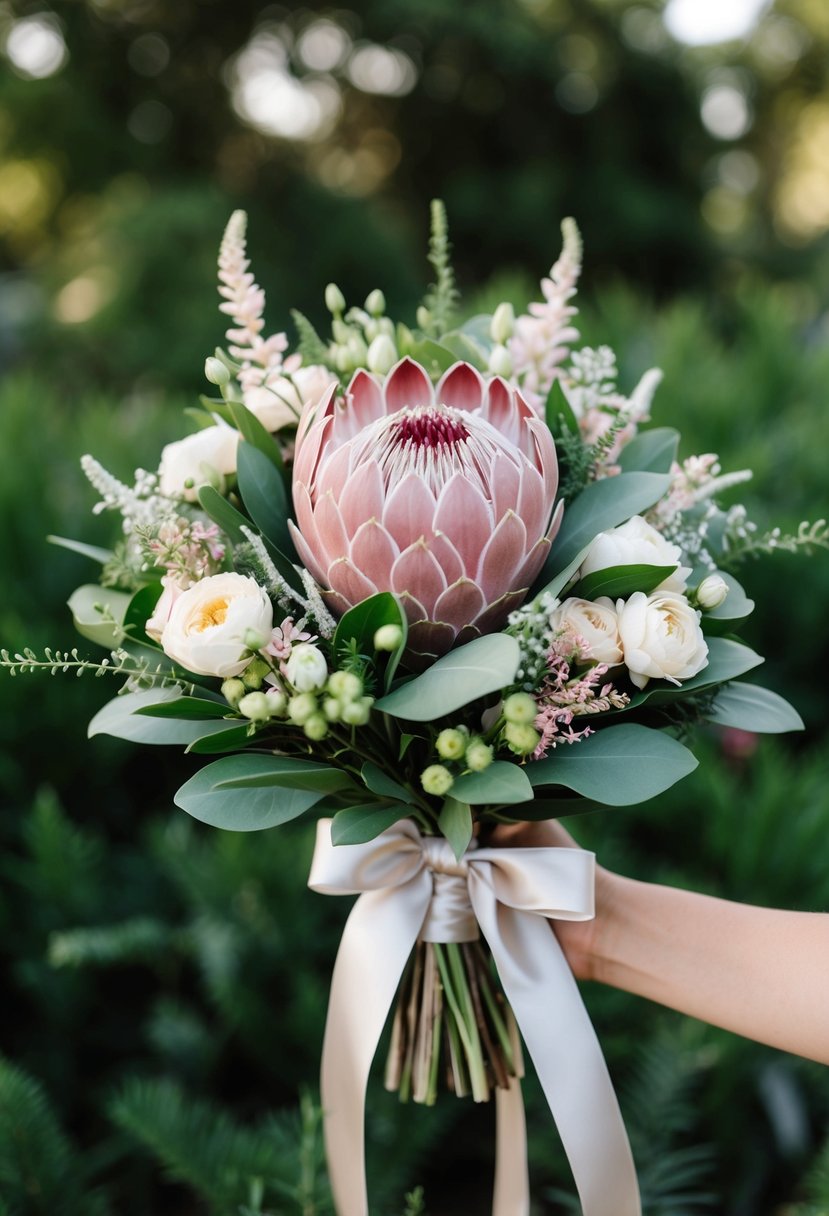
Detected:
left=309, top=818, right=641, bottom=1216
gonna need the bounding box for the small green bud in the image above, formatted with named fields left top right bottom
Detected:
left=265, top=688, right=288, bottom=717
left=322, top=696, right=342, bottom=722
left=334, top=345, right=351, bottom=373
left=341, top=695, right=373, bottom=726
left=367, top=334, right=398, bottom=377
left=436, top=728, right=467, bottom=761
left=374, top=623, right=403, bottom=652
left=332, top=318, right=351, bottom=344
left=303, top=713, right=329, bottom=741
left=325, top=282, right=346, bottom=315
left=365, top=288, right=386, bottom=316
left=490, top=301, right=515, bottom=344
left=221, top=677, right=246, bottom=709
left=238, top=691, right=271, bottom=723
left=242, top=656, right=272, bottom=691
left=504, top=722, right=541, bottom=756
left=416, top=305, right=432, bottom=330
left=396, top=322, right=415, bottom=354
left=465, top=739, right=494, bottom=771
left=488, top=343, right=513, bottom=378
left=243, top=629, right=268, bottom=653
left=328, top=670, right=363, bottom=702
left=421, top=764, right=454, bottom=797
left=503, top=692, right=538, bottom=725
left=205, top=356, right=230, bottom=387
left=288, top=692, right=318, bottom=725
left=346, top=334, right=368, bottom=367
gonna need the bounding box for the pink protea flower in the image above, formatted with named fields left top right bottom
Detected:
left=289, top=358, right=563, bottom=659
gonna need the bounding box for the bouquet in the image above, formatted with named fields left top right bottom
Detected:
left=6, top=201, right=824, bottom=1216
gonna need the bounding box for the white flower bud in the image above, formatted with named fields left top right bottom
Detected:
left=696, top=574, right=729, bottom=610
left=365, top=289, right=386, bottom=316
left=332, top=319, right=350, bottom=344
left=416, top=305, right=432, bottom=330
left=325, top=283, right=346, bottom=315
left=488, top=344, right=513, bottom=378
left=373, top=623, right=403, bottom=651
left=285, top=643, right=329, bottom=692
left=367, top=334, right=398, bottom=377
left=490, top=302, right=515, bottom=344
left=238, top=691, right=271, bottom=722
left=204, top=356, right=230, bottom=387
left=346, top=334, right=368, bottom=367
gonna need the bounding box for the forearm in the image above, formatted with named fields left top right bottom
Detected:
left=593, top=872, right=829, bottom=1065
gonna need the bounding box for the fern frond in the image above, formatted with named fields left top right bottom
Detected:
left=291, top=309, right=331, bottom=366
left=422, top=199, right=459, bottom=338
left=0, top=1055, right=86, bottom=1212
left=48, top=917, right=174, bottom=968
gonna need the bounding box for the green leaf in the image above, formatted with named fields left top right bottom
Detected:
left=408, top=338, right=457, bottom=377
left=186, top=724, right=255, bottom=754
left=331, top=803, right=412, bottom=846
left=69, top=584, right=131, bottom=647
left=136, top=697, right=228, bottom=720
left=494, top=796, right=605, bottom=821
left=570, top=563, right=676, bottom=602
left=375, top=634, right=520, bottom=721
left=360, top=761, right=415, bottom=804
left=399, top=733, right=417, bottom=760
left=174, top=754, right=330, bottom=831
left=197, top=485, right=250, bottom=545
left=618, top=427, right=680, bottom=475
left=215, top=759, right=354, bottom=794
left=704, top=682, right=804, bottom=733
left=450, top=762, right=533, bottom=806
left=439, top=331, right=488, bottom=370
left=123, top=583, right=163, bottom=641
left=198, top=396, right=235, bottom=424
left=333, top=593, right=408, bottom=691
left=183, top=406, right=219, bottom=431
left=89, top=689, right=235, bottom=746
left=236, top=441, right=294, bottom=557
left=48, top=535, right=113, bottom=565
left=545, top=379, right=579, bottom=436
left=536, top=472, right=672, bottom=592
left=458, top=313, right=496, bottom=351
left=438, top=797, right=473, bottom=860
left=525, top=723, right=698, bottom=805
left=227, top=400, right=286, bottom=472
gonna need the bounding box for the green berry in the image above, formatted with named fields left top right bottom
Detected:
left=327, top=670, right=363, bottom=701
left=465, top=739, right=494, bottom=771
left=373, top=623, right=403, bottom=652
left=341, top=696, right=373, bottom=726
left=504, top=722, right=541, bottom=756
left=288, top=692, right=318, bottom=725
left=436, top=728, right=467, bottom=761
left=322, top=696, right=342, bottom=722
left=303, top=713, right=329, bottom=741
left=221, top=677, right=246, bottom=709
left=242, top=656, right=272, bottom=691
left=421, top=764, right=454, bottom=797
left=503, top=692, right=538, bottom=725
left=238, top=691, right=271, bottom=723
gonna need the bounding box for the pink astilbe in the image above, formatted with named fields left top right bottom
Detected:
left=218, top=210, right=299, bottom=399
left=533, top=632, right=629, bottom=759
left=148, top=518, right=226, bottom=586
left=509, top=217, right=582, bottom=411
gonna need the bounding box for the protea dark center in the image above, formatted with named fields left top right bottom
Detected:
left=394, top=408, right=470, bottom=450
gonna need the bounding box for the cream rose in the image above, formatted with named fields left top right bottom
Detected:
left=158, top=425, right=239, bottom=502
left=160, top=572, right=273, bottom=678
left=244, top=365, right=338, bottom=433
left=616, top=590, right=708, bottom=690
left=549, top=596, right=622, bottom=665
left=579, top=515, right=690, bottom=593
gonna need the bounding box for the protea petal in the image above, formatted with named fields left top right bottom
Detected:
left=314, top=490, right=351, bottom=567
left=349, top=519, right=399, bottom=585
left=337, top=461, right=385, bottom=534
left=328, top=557, right=379, bottom=605
left=433, top=473, right=493, bottom=572
left=435, top=362, right=484, bottom=412
left=288, top=518, right=327, bottom=587
left=428, top=532, right=465, bottom=587
left=382, top=473, right=439, bottom=550
left=384, top=358, right=434, bottom=413
left=433, top=579, right=487, bottom=631
left=331, top=370, right=384, bottom=445
left=479, top=511, right=528, bottom=598
left=392, top=541, right=447, bottom=617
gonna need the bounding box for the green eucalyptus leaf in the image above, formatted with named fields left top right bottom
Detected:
left=704, top=682, right=804, bottom=733
left=439, top=332, right=488, bottom=370
left=174, top=754, right=329, bottom=831
left=236, top=442, right=294, bottom=557
left=570, top=563, right=676, bottom=602
left=537, top=472, right=672, bottom=592
left=526, top=723, right=698, bottom=805
left=197, top=485, right=250, bottom=545
left=545, top=379, right=579, bottom=436
left=69, top=584, right=131, bottom=647
left=48, top=535, right=113, bottom=565
left=228, top=400, right=286, bottom=472
left=183, top=407, right=220, bottom=432
left=360, top=761, right=415, bottom=804
left=438, top=796, right=473, bottom=861
left=618, top=428, right=680, bottom=475
left=123, top=583, right=163, bottom=642
left=450, top=762, right=533, bottom=806
left=186, top=724, right=256, bottom=754
left=137, top=697, right=228, bottom=720
left=408, top=338, right=457, bottom=377
left=213, top=760, right=353, bottom=793
left=89, top=689, right=234, bottom=746
left=331, top=803, right=412, bottom=846
left=375, top=634, right=520, bottom=721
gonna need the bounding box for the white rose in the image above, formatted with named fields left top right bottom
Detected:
left=549, top=597, right=622, bottom=665
left=160, top=572, right=273, bottom=677
left=244, top=365, right=338, bottom=432
left=579, top=515, right=690, bottom=593
left=616, top=591, right=708, bottom=690
left=158, top=425, right=239, bottom=503
left=285, top=643, right=329, bottom=692
left=145, top=574, right=185, bottom=644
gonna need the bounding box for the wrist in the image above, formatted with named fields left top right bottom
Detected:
left=587, top=866, right=631, bottom=985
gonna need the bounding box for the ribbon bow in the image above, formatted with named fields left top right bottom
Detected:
left=309, top=818, right=640, bottom=1216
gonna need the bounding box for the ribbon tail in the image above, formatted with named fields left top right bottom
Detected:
left=494, top=1077, right=530, bottom=1216
left=320, top=884, right=429, bottom=1216
left=472, top=891, right=641, bottom=1216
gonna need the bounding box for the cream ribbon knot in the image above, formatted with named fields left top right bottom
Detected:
left=309, top=818, right=641, bottom=1216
